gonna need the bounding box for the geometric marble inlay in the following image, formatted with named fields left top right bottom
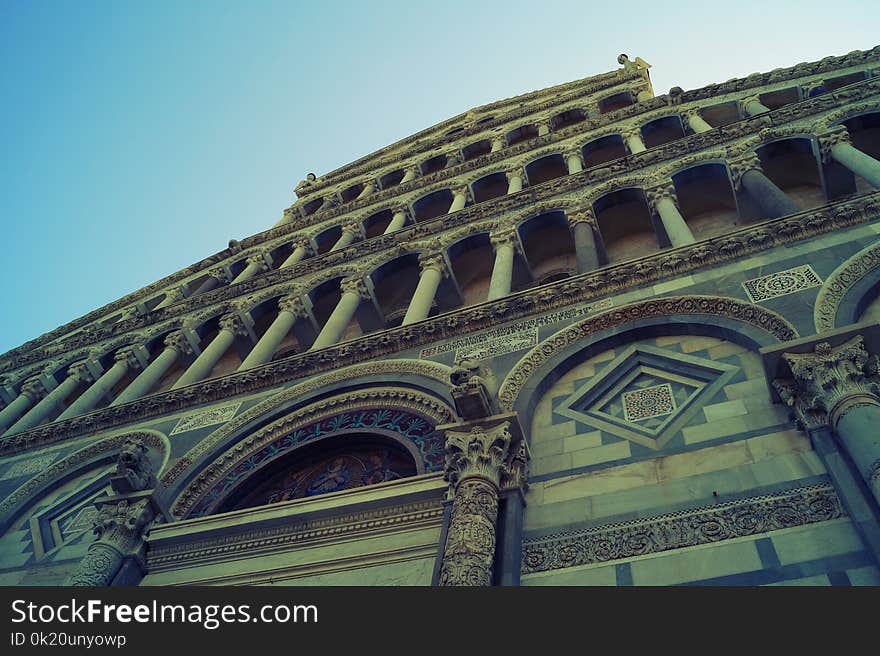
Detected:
left=170, top=402, right=243, bottom=436
left=741, top=264, right=822, bottom=303
left=0, top=453, right=58, bottom=480
left=622, top=383, right=676, bottom=421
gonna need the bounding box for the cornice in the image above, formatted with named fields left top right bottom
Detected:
left=1, top=191, right=876, bottom=457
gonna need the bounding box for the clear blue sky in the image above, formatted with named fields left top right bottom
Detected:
left=1, top=0, right=878, bottom=355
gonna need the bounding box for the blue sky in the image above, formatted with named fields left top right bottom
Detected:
left=1, top=0, right=878, bottom=355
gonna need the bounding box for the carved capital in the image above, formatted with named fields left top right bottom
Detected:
left=739, top=94, right=764, bottom=113
left=290, top=236, right=314, bottom=255
left=817, top=126, right=852, bottom=163
left=163, top=331, right=194, bottom=356
left=444, top=421, right=514, bottom=490
left=776, top=336, right=880, bottom=429
left=621, top=125, right=643, bottom=141
left=564, top=148, right=584, bottom=166
left=66, top=362, right=96, bottom=386
left=278, top=295, right=309, bottom=318
left=162, top=286, right=186, bottom=304
left=245, top=250, right=271, bottom=273
left=418, top=253, right=449, bottom=277
left=567, top=208, right=597, bottom=228
left=206, top=267, right=232, bottom=284
left=114, top=348, right=144, bottom=372
left=728, top=152, right=763, bottom=190
left=340, top=220, right=365, bottom=238
left=219, top=313, right=249, bottom=337
left=20, top=376, right=49, bottom=402
left=452, top=185, right=470, bottom=199
left=340, top=277, right=371, bottom=301
left=490, top=228, right=519, bottom=252
left=505, top=169, right=524, bottom=184
left=645, top=181, right=678, bottom=213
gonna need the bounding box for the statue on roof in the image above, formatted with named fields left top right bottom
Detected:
left=294, top=172, right=318, bottom=196
left=618, top=53, right=651, bottom=72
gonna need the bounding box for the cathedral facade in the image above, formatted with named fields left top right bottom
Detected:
left=2, top=47, right=880, bottom=586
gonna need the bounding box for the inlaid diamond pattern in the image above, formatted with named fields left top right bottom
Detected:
left=622, top=383, right=676, bottom=421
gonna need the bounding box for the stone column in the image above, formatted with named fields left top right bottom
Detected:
left=490, top=135, right=505, bottom=153
left=310, top=278, right=370, bottom=350
left=685, top=109, right=713, bottom=133
left=231, top=250, right=272, bottom=284
left=819, top=127, right=880, bottom=189
left=506, top=170, right=524, bottom=194
left=487, top=229, right=518, bottom=301
left=171, top=314, right=249, bottom=389
left=0, top=377, right=51, bottom=434
left=193, top=267, right=232, bottom=296
left=565, top=148, right=584, bottom=174
left=623, top=126, right=646, bottom=154
left=646, top=181, right=695, bottom=247
left=111, top=332, right=194, bottom=406
left=239, top=296, right=307, bottom=370
left=400, top=166, right=419, bottom=184
left=57, top=348, right=147, bottom=420
left=774, top=336, right=880, bottom=507
left=402, top=255, right=448, bottom=325
left=4, top=363, right=95, bottom=435
left=280, top=238, right=314, bottom=269
left=448, top=186, right=469, bottom=213
left=437, top=420, right=528, bottom=586
left=357, top=180, right=376, bottom=199
left=330, top=221, right=364, bottom=251
left=537, top=120, right=551, bottom=137
left=153, top=285, right=187, bottom=310
left=384, top=207, right=409, bottom=234
left=730, top=153, right=801, bottom=219
left=568, top=210, right=601, bottom=274
left=740, top=94, right=771, bottom=117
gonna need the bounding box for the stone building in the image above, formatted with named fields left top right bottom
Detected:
left=1, top=47, right=880, bottom=587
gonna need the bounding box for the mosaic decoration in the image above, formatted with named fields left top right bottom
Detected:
left=419, top=298, right=613, bottom=359
left=742, top=265, right=822, bottom=303
left=170, top=402, right=242, bottom=436
left=522, top=484, right=842, bottom=575
left=621, top=383, right=677, bottom=422
left=189, top=407, right=444, bottom=517
left=0, top=453, right=58, bottom=480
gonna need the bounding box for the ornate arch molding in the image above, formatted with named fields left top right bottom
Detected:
left=658, top=150, right=729, bottom=178
left=160, top=358, right=454, bottom=491
left=813, top=100, right=880, bottom=131
left=0, top=430, right=168, bottom=535
left=171, top=386, right=455, bottom=518
left=497, top=295, right=798, bottom=413
left=814, top=239, right=880, bottom=332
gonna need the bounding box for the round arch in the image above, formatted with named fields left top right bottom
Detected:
left=814, top=239, right=880, bottom=331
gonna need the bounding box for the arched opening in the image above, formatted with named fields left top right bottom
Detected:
left=472, top=172, right=508, bottom=203
left=413, top=189, right=453, bottom=222
left=525, top=154, right=568, bottom=186
left=598, top=92, right=634, bottom=114
left=314, top=225, right=342, bottom=254
left=340, top=183, right=364, bottom=203
left=825, top=71, right=866, bottom=91
left=216, top=433, right=419, bottom=512
left=552, top=108, right=586, bottom=131
left=370, top=254, right=422, bottom=328
left=759, top=86, right=800, bottom=111
left=477, top=116, right=495, bottom=125
left=700, top=102, right=739, bottom=128
left=379, top=169, right=406, bottom=189
left=594, top=189, right=657, bottom=263
left=303, top=197, right=324, bottom=216
left=268, top=243, right=294, bottom=270
left=843, top=112, right=880, bottom=193
left=757, top=138, right=824, bottom=210
left=363, top=209, right=393, bottom=238
left=446, top=126, right=464, bottom=137
left=641, top=116, right=686, bottom=148
left=582, top=135, right=627, bottom=168
left=672, top=163, right=740, bottom=238
left=507, top=124, right=538, bottom=147
left=448, top=234, right=494, bottom=306
left=518, top=211, right=576, bottom=284
left=420, top=154, right=447, bottom=176
left=462, top=139, right=492, bottom=161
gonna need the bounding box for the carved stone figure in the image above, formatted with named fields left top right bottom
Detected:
left=111, top=436, right=157, bottom=494
left=450, top=357, right=499, bottom=420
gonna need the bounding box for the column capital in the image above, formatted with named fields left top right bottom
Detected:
left=244, top=249, right=272, bottom=273
left=206, top=266, right=233, bottom=284
left=322, top=194, right=340, bottom=209
left=277, top=295, right=309, bottom=318
left=392, top=205, right=410, bottom=218
left=739, top=94, right=764, bottom=113
left=564, top=147, right=584, bottom=165
left=219, top=313, right=250, bottom=338
left=817, top=125, right=852, bottom=163
left=114, top=348, right=145, bottom=372
left=621, top=125, right=643, bottom=141
left=774, top=335, right=880, bottom=430
left=290, top=236, right=314, bottom=254
left=566, top=208, right=597, bottom=228
left=443, top=421, right=514, bottom=490
left=452, top=184, right=471, bottom=200
left=505, top=169, right=525, bottom=183
left=683, top=108, right=704, bottom=123
left=491, top=135, right=505, bottom=149
left=340, top=220, right=365, bottom=238
left=340, top=276, right=372, bottom=301
left=418, top=253, right=449, bottom=277
left=489, top=228, right=520, bottom=252
left=162, top=286, right=187, bottom=304
left=66, top=361, right=96, bottom=386
left=163, top=331, right=194, bottom=356
left=728, top=152, right=763, bottom=190
left=645, top=179, right=678, bottom=213
left=20, top=376, right=50, bottom=402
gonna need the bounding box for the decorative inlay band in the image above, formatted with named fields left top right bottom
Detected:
left=0, top=453, right=59, bottom=480
left=742, top=265, right=823, bottom=303
left=522, top=484, right=842, bottom=575
left=169, top=403, right=243, bottom=436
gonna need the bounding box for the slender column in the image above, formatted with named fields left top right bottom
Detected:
left=565, top=148, right=584, bottom=175
left=622, top=126, right=646, bottom=154
left=310, top=278, right=370, bottom=350
left=57, top=348, right=146, bottom=420
left=280, top=238, right=313, bottom=269
left=506, top=170, right=524, bottom=194
left=402, top=255, right=448, bottom=325
left=487, top=229, right=518, bottom=301
left=537, top=121, right=551, bottom=137
left=0, top=377, right=50, bottom=434
left=731, top=153, right=801, bottom=219
left=819, top=127, right=880, bottom=188
left=400, top=166, right=419, bottom=184
left=448, top=186, right=469, bottom=213
left=239, top=296, right=306, bottom=370
left=171, top=314, right=248, bottom=389
left=357, top=180, right=376, bottom=199
left=774, top=336, right=880, bottom=507
left=685, top=109, right=713, bottom=134
left=384, top=207, right=409, bottom=234
left=193, top=267, right=232, bottom=296
left=231, top=250, right=272, bottom=284
left=111, top=332, right=193, bottom=405
left=153, top=285, right=187, bottom=310
left=330, top=221, right=364, bottom=251
left=646, top=181, right=695, bottom=247
left=490, top=135, right=505, bottom=153
left=568, top=210, right=601, bottom=274
left=4, top=363, right=95, bottom=435
left=740, top=94, right=771, bottom=116
left=437, top=421, right=528, bottom=586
